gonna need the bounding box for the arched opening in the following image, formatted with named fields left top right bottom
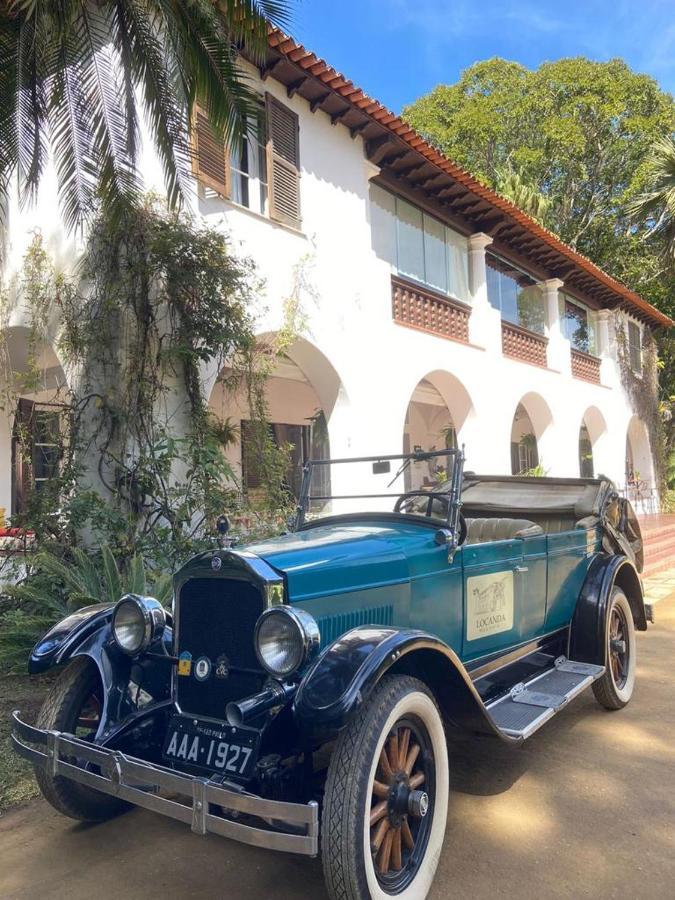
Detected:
left=402, top=371, right=474, bottom=491
left=208, top=336, right=347, bottom=503
left=625, top=415, right=656, bottom=511
left=1, top=327, right=70, bottom=521
left=578, top=406, right=608, bottom=479
left=510, top=393, right=553, bottom=475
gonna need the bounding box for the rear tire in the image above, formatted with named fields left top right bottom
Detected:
left=35, top=658, right=129, bottom=821
left=322, top=675, right=448, bottom=900
left=592, top=588, right=636, bottom=710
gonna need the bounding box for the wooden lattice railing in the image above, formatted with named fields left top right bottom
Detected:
left=391, top=277, right=470, bottom=344
left=501, top=321, right=548, bottom=367
left=571, top=348, right=601, bottom=384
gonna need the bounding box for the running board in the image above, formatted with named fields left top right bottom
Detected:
left=486, top=657, right=605, bottom=740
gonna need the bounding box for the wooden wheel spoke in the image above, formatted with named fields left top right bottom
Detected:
left=409, top=771, right=425, bottom=789
left=369, top=800, right=388, bottom=826
left=378, top=748, right=393, bottom=784
left=401, top=816, right=415, bottom=850
left=398, top=728, right=411, bottom=770
left=391, top=827, right=402, bottom=871
left=404, top=743, right=420, bottom=775
left=388, top=732, right=399, bottom=771
left=372, top=779, right=390, bottom=799
left=371, top=817, right=389, bottom=852
left=377, top=827, right=394, bottom=874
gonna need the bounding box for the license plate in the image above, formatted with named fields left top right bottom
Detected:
left=162, top=717, right=259, bottom=779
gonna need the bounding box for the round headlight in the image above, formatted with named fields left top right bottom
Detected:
left=254, top=607, right=320, bottom=678
left=112, top=595, right=165, bottom=656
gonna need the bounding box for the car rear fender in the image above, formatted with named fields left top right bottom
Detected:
left=293, top=626, right=516, bottom=743
left=570, top=554, right=647, bottom=667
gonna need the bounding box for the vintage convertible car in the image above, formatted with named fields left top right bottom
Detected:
left=12, top=449, right=649, bottom=900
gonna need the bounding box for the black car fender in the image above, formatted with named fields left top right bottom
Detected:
left=293, top=626, right=517, bottom=743
left=570, top=553, right=647, bottom=667
left=28, top=604, right=173, bottom=742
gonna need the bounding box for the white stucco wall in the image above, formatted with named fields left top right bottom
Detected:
left=0, top=63, right=657, bottom=521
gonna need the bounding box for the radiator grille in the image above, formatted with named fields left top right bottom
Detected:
left=175, top=577, right=265, bottom=719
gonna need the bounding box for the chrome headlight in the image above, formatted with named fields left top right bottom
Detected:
left=112, top=594, right=165, bottom=656
left=254, top=607, right=320, bottom=678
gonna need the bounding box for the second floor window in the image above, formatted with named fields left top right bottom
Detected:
left=370, top=185, right=469, bottom=302
left=627, top=321, right=642, bottom=374
left=561, top=295, right=597, bottom=355
left=486, top=253, right=545, bottom=334
left=193, top=93, right=300, bottom=229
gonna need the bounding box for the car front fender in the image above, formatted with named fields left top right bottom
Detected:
left=570, top=553, right=647, bottom=667
left=292, top=626, right=517, bottom=743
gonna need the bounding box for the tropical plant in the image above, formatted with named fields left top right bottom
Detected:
left=0, top=0, right=292, bottom=228
left=628, top=135, right=675, bottom=264
left=495, top=166, right=550, bottom=223
left=0, top=545, right=172, bottom=672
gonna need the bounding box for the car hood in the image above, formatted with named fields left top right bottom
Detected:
left=246, top=519, right=435, bottom=601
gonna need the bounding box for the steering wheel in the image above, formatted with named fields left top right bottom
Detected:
left=394, top=491, right=450, bottom=519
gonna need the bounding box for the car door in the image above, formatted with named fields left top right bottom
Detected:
left=460, top=537, right=526, bottom=662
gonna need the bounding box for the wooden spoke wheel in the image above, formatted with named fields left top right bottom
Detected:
left=322, top=675, right=448, bottom=900
left=592, top=587, right=637, bottom=711
left=369, top=720, right=434, bottom=889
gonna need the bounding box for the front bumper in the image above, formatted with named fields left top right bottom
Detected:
left=11, top=711, right=318, bottom=856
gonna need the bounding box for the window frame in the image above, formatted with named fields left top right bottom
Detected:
left=486, top=251, right=545, bottom=335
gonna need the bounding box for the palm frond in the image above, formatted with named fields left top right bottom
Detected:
left=101, top=544, right=123, bottom=603
left=127, top=553, right=147, bottom=595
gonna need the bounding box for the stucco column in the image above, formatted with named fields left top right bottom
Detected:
left=467, top=232, right=501, bottom=354
left=539, top=278, right=570, bottom=375
left=595, top=309, right=619, bottom=388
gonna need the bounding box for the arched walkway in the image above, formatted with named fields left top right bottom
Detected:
left=0, top=326, right=70, bottom=520
left=625, top=415, right=656, bottom=511
left=578, top=406, right=609, bottom=478
left=401, top=370, right=475, bottom=490
left=207, top=334, right=350, bottom=501
left=509, top=392, right=554, bottom=475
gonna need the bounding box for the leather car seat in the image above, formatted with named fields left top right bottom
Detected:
left=464, top=517, right=544, bottom=544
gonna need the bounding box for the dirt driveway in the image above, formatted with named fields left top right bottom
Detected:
left=2, top=596, right=674, bottom=900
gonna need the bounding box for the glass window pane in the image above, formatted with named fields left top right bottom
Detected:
left=517, top=285, right=545, bottom=334
left=369, top=185, right=397, bottom=266
left=423, top=213, right=447, bottom=293
left=486, top=261, right=502, bottom=312
left=396, top=199, right=425, bottom=283
left=500, top=273, right=519, bottom=325
left=446, top=228, right=469, bottom=301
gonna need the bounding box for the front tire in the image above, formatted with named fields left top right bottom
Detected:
left=35, top=658, right=129, bottom=821
left=592, top=588, right=636, bottom=710
left=322, top=675, right=449, bottom=900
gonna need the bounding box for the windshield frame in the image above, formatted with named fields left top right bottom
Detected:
left=293, top=447, right=465, bottom=539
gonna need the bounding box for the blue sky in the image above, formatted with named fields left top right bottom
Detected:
left=292, top=0, right=675, bottom=112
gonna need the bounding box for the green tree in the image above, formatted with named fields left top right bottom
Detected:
left=628, top=135, right=675, bottom=263
left=0, top=0, right=292, bottom=228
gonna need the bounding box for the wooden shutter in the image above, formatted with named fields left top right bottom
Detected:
left=192, top=106, right=230, bottom=198
left=266, top=94, right=301, bottom=228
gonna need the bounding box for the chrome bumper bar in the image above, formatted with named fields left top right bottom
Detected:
left=11, top=710, right=319, bottom=856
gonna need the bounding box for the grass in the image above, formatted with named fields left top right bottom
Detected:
left=0, top=672, right=52, bottom=813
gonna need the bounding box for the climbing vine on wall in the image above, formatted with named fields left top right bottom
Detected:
left=615, top=317, right=666, bottom=494
left=0, top=199, right=300, bottom=572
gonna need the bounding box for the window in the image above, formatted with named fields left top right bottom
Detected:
left=369, top=184, right=469, bottom=302
left=627, top=321, right=642, bottom=374
left=486, top=253, right=545, bottom=334
left=11, top=399, right=63, bottom=515
left=241, top=421, right=310, bottom=500
left=561, top=294, right=597, bottom=355
left=193, top=93, right=300, bottom=228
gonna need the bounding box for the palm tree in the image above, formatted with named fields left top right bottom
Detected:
left=495, top=166, right=550, bottom=224
left=628, top=135, right=675, bottom=264
left=0, top=1, right=291, bottom=229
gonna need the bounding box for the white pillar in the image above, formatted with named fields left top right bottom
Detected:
left=467, top=233, right=501, bottom=354
left=539, top=278, right=570, bottom=375
left=596, top=309, right=619, bottom=388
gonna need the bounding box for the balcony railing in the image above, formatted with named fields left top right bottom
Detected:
left=501, top=321, right=548, bottom=367
left=391, top=277, right=470, bottom=344
left=571, top=348, right=601, bottom=384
